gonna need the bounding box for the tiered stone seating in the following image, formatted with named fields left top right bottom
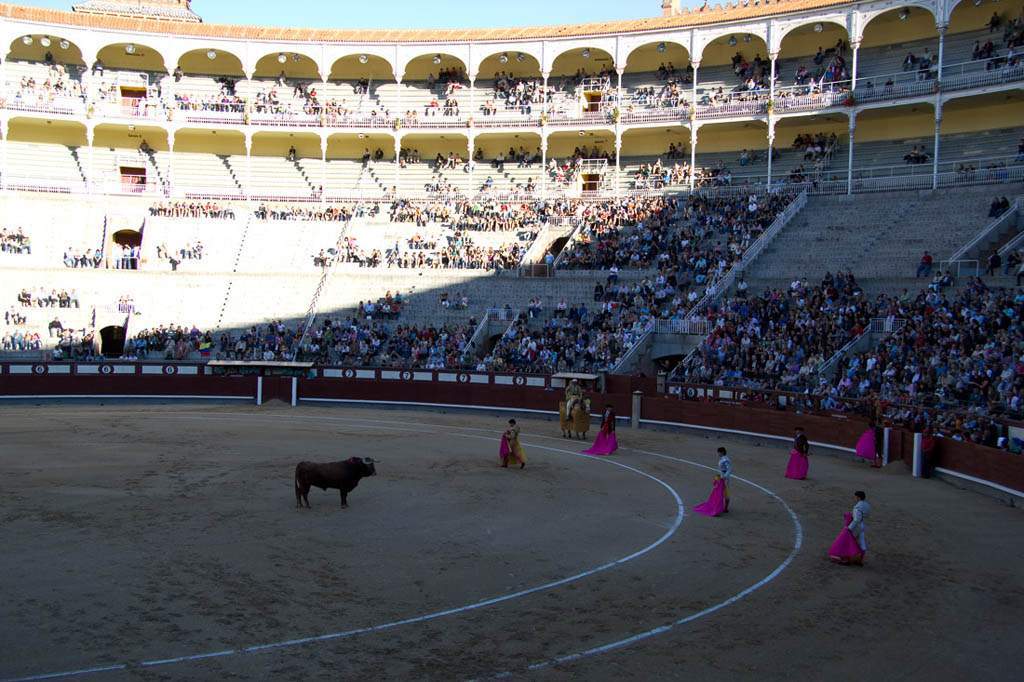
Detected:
left=5, top=141, right=86, bottom=192
left=247, top=155, right=317, bottom=199
left=739, top=183, right=1024, bottom=296
left=171, top=152, right=245, bottom=197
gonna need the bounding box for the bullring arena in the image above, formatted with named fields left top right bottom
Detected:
left=3, top=0, right=1024, bottom=677
left=1, top=402, right=1022, bottom=682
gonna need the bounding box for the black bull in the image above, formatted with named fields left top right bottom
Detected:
left=295, top=457, right=377, bottom=508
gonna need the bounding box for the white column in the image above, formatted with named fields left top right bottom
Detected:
left=936, top=25, right=947, bottom=82
left=320, top=135, right=327, bottom=203
left=167, top=129, right=175, bottom=197
left=846, top=117, right=855, bottom=195
left=244, top=132, right=252, bottom=200
left=691, top=60, right=700, bottom=110
left=467, top=132, right=475, bottom=193
left=1, top=117, right=8, bottom=192
left=766, top=121, right=775, bottom=189
left=616, top=67, right=623, bottom=112
left=395, top=75, right=402, bottom=119
left=85, top=125, right=95, bottom=194
left=540, top=133, right=548, bottom=200
left=689, top=124, right=698, bottom=191
left=468, top=74, right=475, bottom=121
left=850, top=40, right=861, bottom=89
left=912, top=432, right=923, bottom=477
left=769, top=52, right=777, bottom=102
left=393, top=134, right=401, bottom=194
left=614, top=128, right=622, bottom=198
left=932, top=105, right=942, bottom=190
left=542, top=71, right=550, bottom=116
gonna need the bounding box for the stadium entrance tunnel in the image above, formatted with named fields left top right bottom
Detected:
left=111, top=229, right=142, bottom=270
left=99, top=325, right=126, bottom=357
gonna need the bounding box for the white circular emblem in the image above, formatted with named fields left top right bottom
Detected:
left=99, top=364, right=113, bottom=375
left=33, top=364, right=46, bottom=374
left=401, top=370, right=413, bottom=381
left=164, top=365, right=177, bottom=375
left=344, top=368, right=356, bottom=379
left=514, top=375, right=526, bottom=386
left=457, top=373, right=470, bottom=384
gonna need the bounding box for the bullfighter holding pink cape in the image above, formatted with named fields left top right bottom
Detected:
left=855, top=422, right=884, bottom=468
left=499, top=419, right=526, bottom=469
left=785, top=426, right=810, bottom=479
left=829, top=491, right=871, bottom=564
left=582, top=404, right=618, bottom=455
left=694, top=447, right=732, bottom=516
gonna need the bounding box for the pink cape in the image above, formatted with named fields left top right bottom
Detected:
left=785, top=448, right=809, bottom=479
left=582, top=431, right=619, bottom=455
left=854, top=429, right=876, bottom=459
left=693, top=478, right=726, bottom=517
left=499, top=435, right=512, bottom=461
left=828, top=513, right=864, bottom=562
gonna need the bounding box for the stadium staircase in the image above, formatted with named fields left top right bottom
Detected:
left=736, top=183, right=1024, bottom=296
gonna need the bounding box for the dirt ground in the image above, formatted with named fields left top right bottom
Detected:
left=1, top=403, right=1022, bottom=682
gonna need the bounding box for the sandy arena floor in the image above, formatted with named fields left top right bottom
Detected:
left=1, top=404, right=1022, bottom=682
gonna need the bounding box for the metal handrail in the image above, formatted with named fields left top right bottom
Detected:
left=684, top=189, right=808, bottom=319
left=950, top=198, right=1021, bottom=261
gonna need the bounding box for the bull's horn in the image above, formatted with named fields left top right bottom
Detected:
left=365, top=457, right=377, bottom=463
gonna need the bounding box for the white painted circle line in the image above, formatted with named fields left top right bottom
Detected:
left=0, top=418, right=685, bottom=682
left=471, top=445, right=804, bottom=680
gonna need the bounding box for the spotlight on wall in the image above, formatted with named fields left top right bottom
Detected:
left=744, top=34, right=752, bottom=42
left=22, top=35, right=33, bottom=45
left=59, top=39, right=69, bottom=50
left=433, top=54, right=441, bottom=64
left=517, top=52, right=526, bottom=62
left=814, top=22, right=823, bottom=32
left=277, top=53, right=287, bottom=64
left=578, top=130, right=585, bottom=136
left=359, top=54, right=369, bottom=64
left=657, top=42, right=666, bottom=52
left=125, top=43, right=136, bottom=54
left=898, top=8, right=909, bottom=19
left=728, top=35, right=738, bottom=46
left=499, top=53, right=508, bottom=64
left=40, top=36, right=51, bottom=47
left=582, top=48, right=591, bottom=58
left=975, top=0, right=982, bottom=5
left=206, top=49, right=217, bottom=60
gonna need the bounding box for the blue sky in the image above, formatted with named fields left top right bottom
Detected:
left=14, top=0, right=697, bottom=29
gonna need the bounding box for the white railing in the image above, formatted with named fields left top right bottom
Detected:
left=488, top=307, right=520, bottom=322
left=695, top=98, right=765, bottom=118
left=653, top=318, right=712, bottom=335
left=684, top=189, right=808, bottom=319
left=465, top=310, right=491, bottom=354
left=96, top=96, right=161, bottom=120
left=868, top=318, right=908, bottom=334
left=998, top=206, right=1024, bottom=257
left=610, top=327, right=652, bottom=374
left=939, top=59, right=1024, bottom=93
left=950, top=198, right=1021, bottom=262
left=3, top=94, right=85, bottom=116
left=817, top=317, right=907, bottom=380
left=937, top=259, right=980, bottom=278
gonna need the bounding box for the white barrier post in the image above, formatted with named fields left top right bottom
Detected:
left=912, top=432, right=923, bottom=478
left=256, top=376, right=263, bottom=406
left=883, top=427, right=891, bottom=467
left=631, top=390, right=643, bottom=429
left=291, top=377, right=297, bottom=407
